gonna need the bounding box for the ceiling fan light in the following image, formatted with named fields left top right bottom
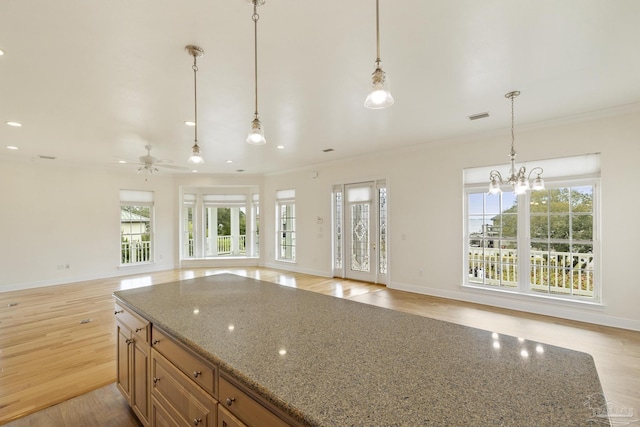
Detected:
left=247, top=117, right=266, bottom=145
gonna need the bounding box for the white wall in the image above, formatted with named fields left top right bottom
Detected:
left=0, top=161, right=177, bottom=290
left=1, top=109, right=638, bottom=330
left=261, top=110, right=640, bottom=330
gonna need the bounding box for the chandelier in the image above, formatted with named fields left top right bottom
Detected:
left=186, top=45, right=205, bottom=164
left=364, top=0, right=394, bottom=109
left=488, top=91, right=544, bottom=195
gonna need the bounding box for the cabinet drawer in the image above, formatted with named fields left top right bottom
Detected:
left=218, top=405, right=246, bottom=427
left=114, top=303, right=150, bottom=345
left=152, top=349, right=217, bottom=427
left=152, top=327, right=217, bottom=397
left=219, top=376, right=290, bottom=427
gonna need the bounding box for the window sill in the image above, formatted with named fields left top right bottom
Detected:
left=119, top=261, right=155, bottom=269
left=462, top=283, right=604, bottom=310
left=275, top=259, right=296, bottom=264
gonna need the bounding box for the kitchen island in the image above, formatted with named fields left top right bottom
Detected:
left=113, top=273, right=609, bottom=426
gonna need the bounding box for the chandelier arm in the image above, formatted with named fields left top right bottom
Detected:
left=527, top=166, right=544, bottom=179
left=489, top=170, right=504, bottom=183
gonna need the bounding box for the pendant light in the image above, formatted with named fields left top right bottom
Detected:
left=365, top=0, right=394, bottom=109
left=247, top=0, right=267, bottom=145
left=186, top=45, right=205, bottom=164
left=488, top=91, right=544, bottom=195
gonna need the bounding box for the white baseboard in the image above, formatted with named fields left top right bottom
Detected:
left=389, top=281, right=640, bottom=332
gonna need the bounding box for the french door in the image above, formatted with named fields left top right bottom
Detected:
left=333, top=180, right=388, bottom=284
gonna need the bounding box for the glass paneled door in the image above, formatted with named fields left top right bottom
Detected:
left=339, top=181, right=387, bottom=284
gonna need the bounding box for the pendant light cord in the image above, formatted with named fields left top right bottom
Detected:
left=193, top=55, right=199, bottom=144
left=253, top=2, right=260, bottom=118
left=375, top=0, right=381, bottom=65
left=510, top=93, right=515, bottom=157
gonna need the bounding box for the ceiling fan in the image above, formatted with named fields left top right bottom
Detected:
left=120, top=145, right=188, bottom=179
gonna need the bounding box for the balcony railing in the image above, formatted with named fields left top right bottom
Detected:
left=184, top=235, right=247, bottom=257
left=122, top=240, right=151, bottom=264
left=468, top=247, right=594, bottom=297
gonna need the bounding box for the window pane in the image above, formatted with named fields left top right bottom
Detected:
left=571, top=186, right=593, bottom=213
left=468, top=215, right=485, bottom=236
left=530, top=216, right=548, bottom=239
left=550, top=215, right=570, bottom=239
left=500, top=213, right=517, bottom=238
left=549, top=189, right=570, bottom=213
left=501, top=192, right=517, bottom=212
left=468, top=193, right=484, bottom=215
left=486, top=193, right=501, bottom=214
left=530, top=191, right=549, bottom=213
left=572, top=214, right=593, bottom=240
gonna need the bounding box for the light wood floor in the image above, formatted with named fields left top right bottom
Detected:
left=1, top=268, right=638, bottom=426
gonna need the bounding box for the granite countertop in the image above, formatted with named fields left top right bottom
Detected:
left=113, top=273, right=609, bottom=426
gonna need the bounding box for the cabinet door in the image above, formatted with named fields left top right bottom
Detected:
left=132, top=341, right=150, bottom=426
left=152, top=350, right=217, bottom=427
left=218, top=405, right=246, bottom=427
left=116, top=321, right=132, bottom=402
left=152, top=396, right=181, bottom=427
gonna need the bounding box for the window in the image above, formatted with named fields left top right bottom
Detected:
left=120, top=190, right=153, bottom=265
left=181, top=187, right=258, bottom=259
left=276, top=189, right=296, bottom=261
left=464, top=154, right=600, bottom=302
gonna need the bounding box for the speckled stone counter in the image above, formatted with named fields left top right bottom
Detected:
left=113, top=274, right=609, bottom=426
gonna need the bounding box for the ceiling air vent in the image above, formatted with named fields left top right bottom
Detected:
left=468, top=112, right=490, bottom=121
left=322, top=148, right=335, bottom=153
left=38, top=155, right=57, bottom=160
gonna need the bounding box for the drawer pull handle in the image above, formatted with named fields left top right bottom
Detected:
left=153, top=377, right=160, bottom=384
left=225, top=397, right=235, bottom=406
left=193, top=371, right=201, bottom=378
left=135, top=327, right=144, bottom=333
left=125, top=338, right=134, bottom=345
left=114, top=310, right=123, bottom=315
left=193, top=418, right=202, bottom=426
left=152, top=339, right=160, bottom=345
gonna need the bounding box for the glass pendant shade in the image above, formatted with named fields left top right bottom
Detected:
left=515, top=177, right=528, bottom=195
left=188, top=143, right=204, bottom=164
left=532, top=175, right=545, bottom=191
left=247, top=117, right=266, bottom=145
left=365, top=67, right=394, bottom=109
left=489, top=178, right=502, bottom=195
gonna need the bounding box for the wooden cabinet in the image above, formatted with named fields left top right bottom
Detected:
left=218, top=405, right=247, bottom=427
left=151, top=349, right=217, bottom=427
left=218, top=376, right=290, bottom=427
left=115, top=303, right=150, bottom=427
left=115, top=300, right=299, bottom=427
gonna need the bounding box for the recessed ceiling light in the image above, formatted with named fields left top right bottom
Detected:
left=6, top=146, right=18, bottom=150
left=0, top=49, right=4, bottom=56
left=276, top=145, right=284, bottom=149
left=118, top=160, right=127, bottom=164
left=6, top=121, right=22, bottom=127
left=184, top=121, right=196, bottom=126
left=226, top=160, right=233, bottom=163
left=191, top=170, right=198, bottom=173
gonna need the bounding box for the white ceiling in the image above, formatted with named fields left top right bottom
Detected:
left=2, top=0, right=640, bottom=175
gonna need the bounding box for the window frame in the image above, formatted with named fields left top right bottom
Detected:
left=464, top=177, right=601, bottom=304
left=276, top=189, right=296, bottom=262
left=120, top=190, right=154, bottom=266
